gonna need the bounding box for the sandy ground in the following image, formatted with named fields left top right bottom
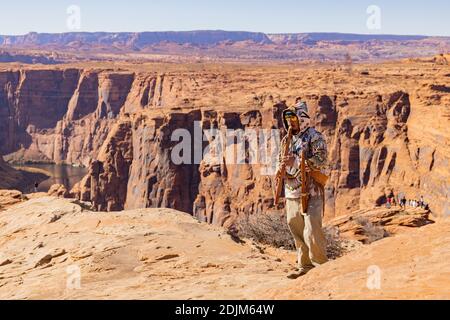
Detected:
left=0, top=196, right=448, bottom=300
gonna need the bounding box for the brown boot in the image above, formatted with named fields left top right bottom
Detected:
left=286, top=266, right=313, bottom=279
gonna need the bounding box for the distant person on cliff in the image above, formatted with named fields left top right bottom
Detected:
left=400, top=196, right=407, bottom=209
left=275, top=101, right=329, bottom=280
left=34, top=181, right=39, bottom=193
left=386, top=197, right=392, bottom=209
left=419, top=196, right=425, bottom=208
left=387, top=191, right=395, bottom=207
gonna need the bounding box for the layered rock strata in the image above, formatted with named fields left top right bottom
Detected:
left=0, top=62, right=448, bottom=222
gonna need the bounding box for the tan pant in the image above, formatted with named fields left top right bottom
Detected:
left=286, top=198, right=328, bottom=270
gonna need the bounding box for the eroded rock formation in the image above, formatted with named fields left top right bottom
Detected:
left=47, top=184, right=69, bottom=198
left=0, top=189, right=24, bottom=210
left=0, top=69, right=134, bottom=166
left=1, top=60, right=449, bottom=223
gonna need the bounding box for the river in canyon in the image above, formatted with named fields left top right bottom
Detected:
left=12, top=164, right=88, bottom=193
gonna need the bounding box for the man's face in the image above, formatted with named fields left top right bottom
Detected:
left=287, top=116, right=300, bottom=133
left=286, top=115, right=310, bottom=135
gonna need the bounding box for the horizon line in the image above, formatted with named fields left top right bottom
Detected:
left=0, top=30, right=447, bottom=38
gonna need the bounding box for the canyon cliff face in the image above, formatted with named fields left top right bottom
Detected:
left=0, top=69, right=135, bottom=166
left=1, top=60, right=449, bottom=223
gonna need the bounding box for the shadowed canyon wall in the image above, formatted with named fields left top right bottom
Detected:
left=1, top=66, right=448, bottom=223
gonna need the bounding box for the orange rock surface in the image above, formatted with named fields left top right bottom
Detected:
left=1, top=57, right=449, bottom=223
left=0, top=196, right=448, bottom=299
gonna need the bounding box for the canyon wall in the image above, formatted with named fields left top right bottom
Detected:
left=1, top=64, right=448, bottom=222
left=0, top=69, right=135, bottom=166
left=75, top=90, right=449, bottom=222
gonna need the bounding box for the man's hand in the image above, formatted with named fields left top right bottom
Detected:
left=282, top=155, right=296, bottom=168
left=305, top=159, right=315, bottom=173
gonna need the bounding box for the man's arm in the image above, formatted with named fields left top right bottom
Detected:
left=307, top=130, right=327, bottom=170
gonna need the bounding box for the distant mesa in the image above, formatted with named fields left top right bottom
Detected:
left=0, top=31, right=432, bottom=47
left=0, top=50, right=60, bottom=64
left=0, top=30, right=272, bottom=47
left=0, top=31, right=449, bottom=62
left=266, top=32, right=429, bottom=45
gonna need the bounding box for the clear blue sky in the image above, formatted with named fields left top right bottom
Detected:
left=1, top=0, right=449, bottom=36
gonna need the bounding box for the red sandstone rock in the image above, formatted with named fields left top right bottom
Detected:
left=47, top=184, right=70, bottom=198
left=0, top=189, right=24, bottom=210
left=1, top=60, right=449, bottom=223
left=326, top=206, right=434, bottom=243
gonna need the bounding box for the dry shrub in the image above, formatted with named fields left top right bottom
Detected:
left=235, top=213, right=345, bottom=260
left=236, top=212, right=295, bottom=250
left=354, top=216, right=387, bottom=244
left=323, top=226, right=345, bottom=260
